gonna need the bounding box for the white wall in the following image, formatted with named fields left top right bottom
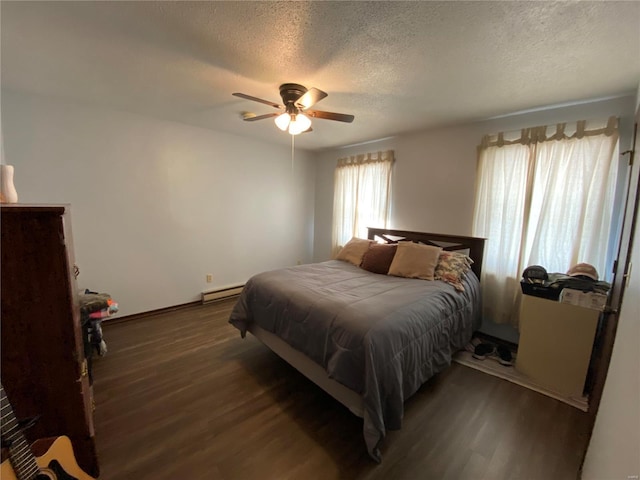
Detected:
left=2, top=90, right=316, bottom=316
left=582, top=92, right=640, bottom=480
left=314, top=95, right=636, bottom=341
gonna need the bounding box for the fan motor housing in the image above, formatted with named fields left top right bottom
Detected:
left=279, top=83, right=307, bottom=105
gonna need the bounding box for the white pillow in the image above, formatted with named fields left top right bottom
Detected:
left=336, top=237, right=373, bottom=266
left=388, top=242, right=442, bottom=280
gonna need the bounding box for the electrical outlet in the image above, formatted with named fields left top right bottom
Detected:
left=206, top=274, right=213, bottom=283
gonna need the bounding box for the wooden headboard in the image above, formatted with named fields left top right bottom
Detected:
left=367, top=227, right=486, bottom=279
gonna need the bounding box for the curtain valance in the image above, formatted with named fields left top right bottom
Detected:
left=479, top=116, right=618, bottom=150
left=336, top=150, right=395, bottom=168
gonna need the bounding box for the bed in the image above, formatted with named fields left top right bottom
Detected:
left=229, top=228, right=485, bottom=462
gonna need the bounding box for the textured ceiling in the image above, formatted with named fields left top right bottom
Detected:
left=2, top=1, right=639, bottom=151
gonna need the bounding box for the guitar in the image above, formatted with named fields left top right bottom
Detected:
left=0, top=384, right=96, bottom=480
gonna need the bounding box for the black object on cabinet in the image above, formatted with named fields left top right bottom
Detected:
left=1, top=205, right=99, bottom=477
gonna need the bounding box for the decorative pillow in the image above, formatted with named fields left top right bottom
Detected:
left=434, top=251, right=474, bottom=291
left=360, top=243, right=398, bottom=275
left=335, top=237, right=373, bottom=266
left=387, top=242, right=442, bottom=280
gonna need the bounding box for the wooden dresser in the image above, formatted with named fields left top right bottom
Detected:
left=1, top=205, right=99, bottom=477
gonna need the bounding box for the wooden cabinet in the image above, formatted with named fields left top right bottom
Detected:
left=516, top=294, right=600, bottom=399
left=1, top=205, right=99, bottom=477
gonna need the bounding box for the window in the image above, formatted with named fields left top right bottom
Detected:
left=332, top=150, right=394, bottom=256
left=472, top=117, right=619, bottom=325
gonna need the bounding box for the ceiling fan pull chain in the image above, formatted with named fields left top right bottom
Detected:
left=291, top=134, right=295, bottom=174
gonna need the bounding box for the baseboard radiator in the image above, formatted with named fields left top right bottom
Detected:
left=201, top=285, right=244, bottom=304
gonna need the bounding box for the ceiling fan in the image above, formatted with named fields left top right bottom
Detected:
left=233, top=83, right=355, bottom=135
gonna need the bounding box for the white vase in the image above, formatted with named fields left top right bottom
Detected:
left=0, top=165, right=19, bottom=203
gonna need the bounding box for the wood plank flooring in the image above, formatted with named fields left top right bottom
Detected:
left=92, top=300, right=590, bottom=480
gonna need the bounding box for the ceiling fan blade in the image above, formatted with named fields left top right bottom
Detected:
left=243, top=113, right=279, bottom=122
left=233, top=92, right=283, bottom=109
left=307, top=109, right=355, bottom=123
left=295, top=88, right=328, bottom=110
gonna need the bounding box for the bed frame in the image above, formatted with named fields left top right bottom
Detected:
left=247, top=228, right=486, bottom=418
left=248, top=323, right=366, bottom=417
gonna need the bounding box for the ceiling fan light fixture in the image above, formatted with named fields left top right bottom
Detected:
left=288, top=113, right=311, bottom=135
left=275, top=112, right=312, bottom=135
left=275, top=112, right=290, bottom=131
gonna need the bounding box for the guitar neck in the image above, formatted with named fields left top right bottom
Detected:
left=1, top=387, right=41, bottom=480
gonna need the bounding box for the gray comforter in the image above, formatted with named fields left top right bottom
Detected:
left=229, top=260, right=481, bottom=462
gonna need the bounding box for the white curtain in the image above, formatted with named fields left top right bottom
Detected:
left=472, top=117, right=619, bottom=326
left=332, top=150, right=394, bottom=257
left=473, top=142, right=531, bottom=325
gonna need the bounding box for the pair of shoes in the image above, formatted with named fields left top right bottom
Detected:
left=472, top=342, right=514, bottom=367
left=472, top=343, right=495, bottom=360
left=495, top=345, right=513, bottom=366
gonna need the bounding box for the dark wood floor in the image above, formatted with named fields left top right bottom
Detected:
left=92, top=300, right=590, bottom=480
